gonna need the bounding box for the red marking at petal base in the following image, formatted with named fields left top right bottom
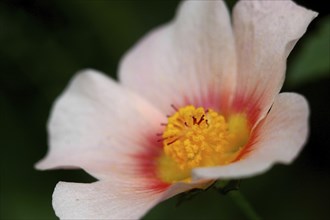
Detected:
left=130, top=132, right=171, bottom=193
left=234, top=112, right=267, bottom=162
left=231, top=88, right=264, bottom=126
left=234, top=130, right=258, bottom=162
left=226, top=91, right=265, bottom=162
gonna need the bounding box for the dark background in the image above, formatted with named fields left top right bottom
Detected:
left=1, top=0, right=329, bottom=219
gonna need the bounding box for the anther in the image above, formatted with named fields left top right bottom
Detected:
left=192, top=116, right=197, bottom=125
left=171, top=104, right=179, bottom=111
left=167, top=138, right=180, bottom=145
left=197, top=115, right=205, bottom=125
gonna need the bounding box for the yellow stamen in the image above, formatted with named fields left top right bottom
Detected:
left=157, top=105, right=250, bottom=183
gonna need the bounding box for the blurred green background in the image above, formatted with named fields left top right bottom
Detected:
left=0, top=0, right=329, bottom=219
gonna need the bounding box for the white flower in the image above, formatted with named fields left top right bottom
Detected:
left=36, top=0, right=317, bottom=219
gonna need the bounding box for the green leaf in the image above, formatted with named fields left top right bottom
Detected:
left=287, top=16, right=330, bottom=87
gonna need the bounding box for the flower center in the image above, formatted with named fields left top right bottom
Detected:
left=157, top=105, right=250, bottom=183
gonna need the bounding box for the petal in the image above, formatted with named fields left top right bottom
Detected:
left=36, top=69, right=165, bottom=180
left=53, top=181, right=163, bottom=220
left=119, top=0, right=236, bottom=113
left=231, top=0, right=317, bottom=123
left=53, top=180, right=211, bottom=219
left=193, top=93, right=309, bottom=179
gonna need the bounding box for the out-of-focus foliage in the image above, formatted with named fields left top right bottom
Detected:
left=288, top=16, right=330, bottom=86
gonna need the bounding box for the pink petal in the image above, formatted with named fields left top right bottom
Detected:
left=231, top=0, right=317, bottom=124
left=192, top=93, right=309, bottom=179
left=35, top=69, right=165, bottom=180
left=119, top=0, right=236, bottom=113
left=53, top=180, right=211, bottom=219
left=53, top=181, right=163, bottom=219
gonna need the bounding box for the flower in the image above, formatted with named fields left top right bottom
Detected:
left=36, top=0, right=317, bottom=219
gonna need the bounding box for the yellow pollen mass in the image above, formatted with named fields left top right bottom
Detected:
left=163, top=106, right=229, bottom=169
left=157, top=105, right=250, bottom=183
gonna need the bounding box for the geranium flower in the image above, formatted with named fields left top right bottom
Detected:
left=36, top=0, right=317, bottom=219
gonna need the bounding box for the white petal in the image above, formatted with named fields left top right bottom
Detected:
left=53, top=181, right=163, bottom=220
left=36, top=69, right=165, bottom=180
left=193, top=93, right=309, bottom=179
left=53, top=179, right=212, bottom=220
left=231, top=0, right=317, bottom=123
left=119, top=0, right=236, bottom=113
